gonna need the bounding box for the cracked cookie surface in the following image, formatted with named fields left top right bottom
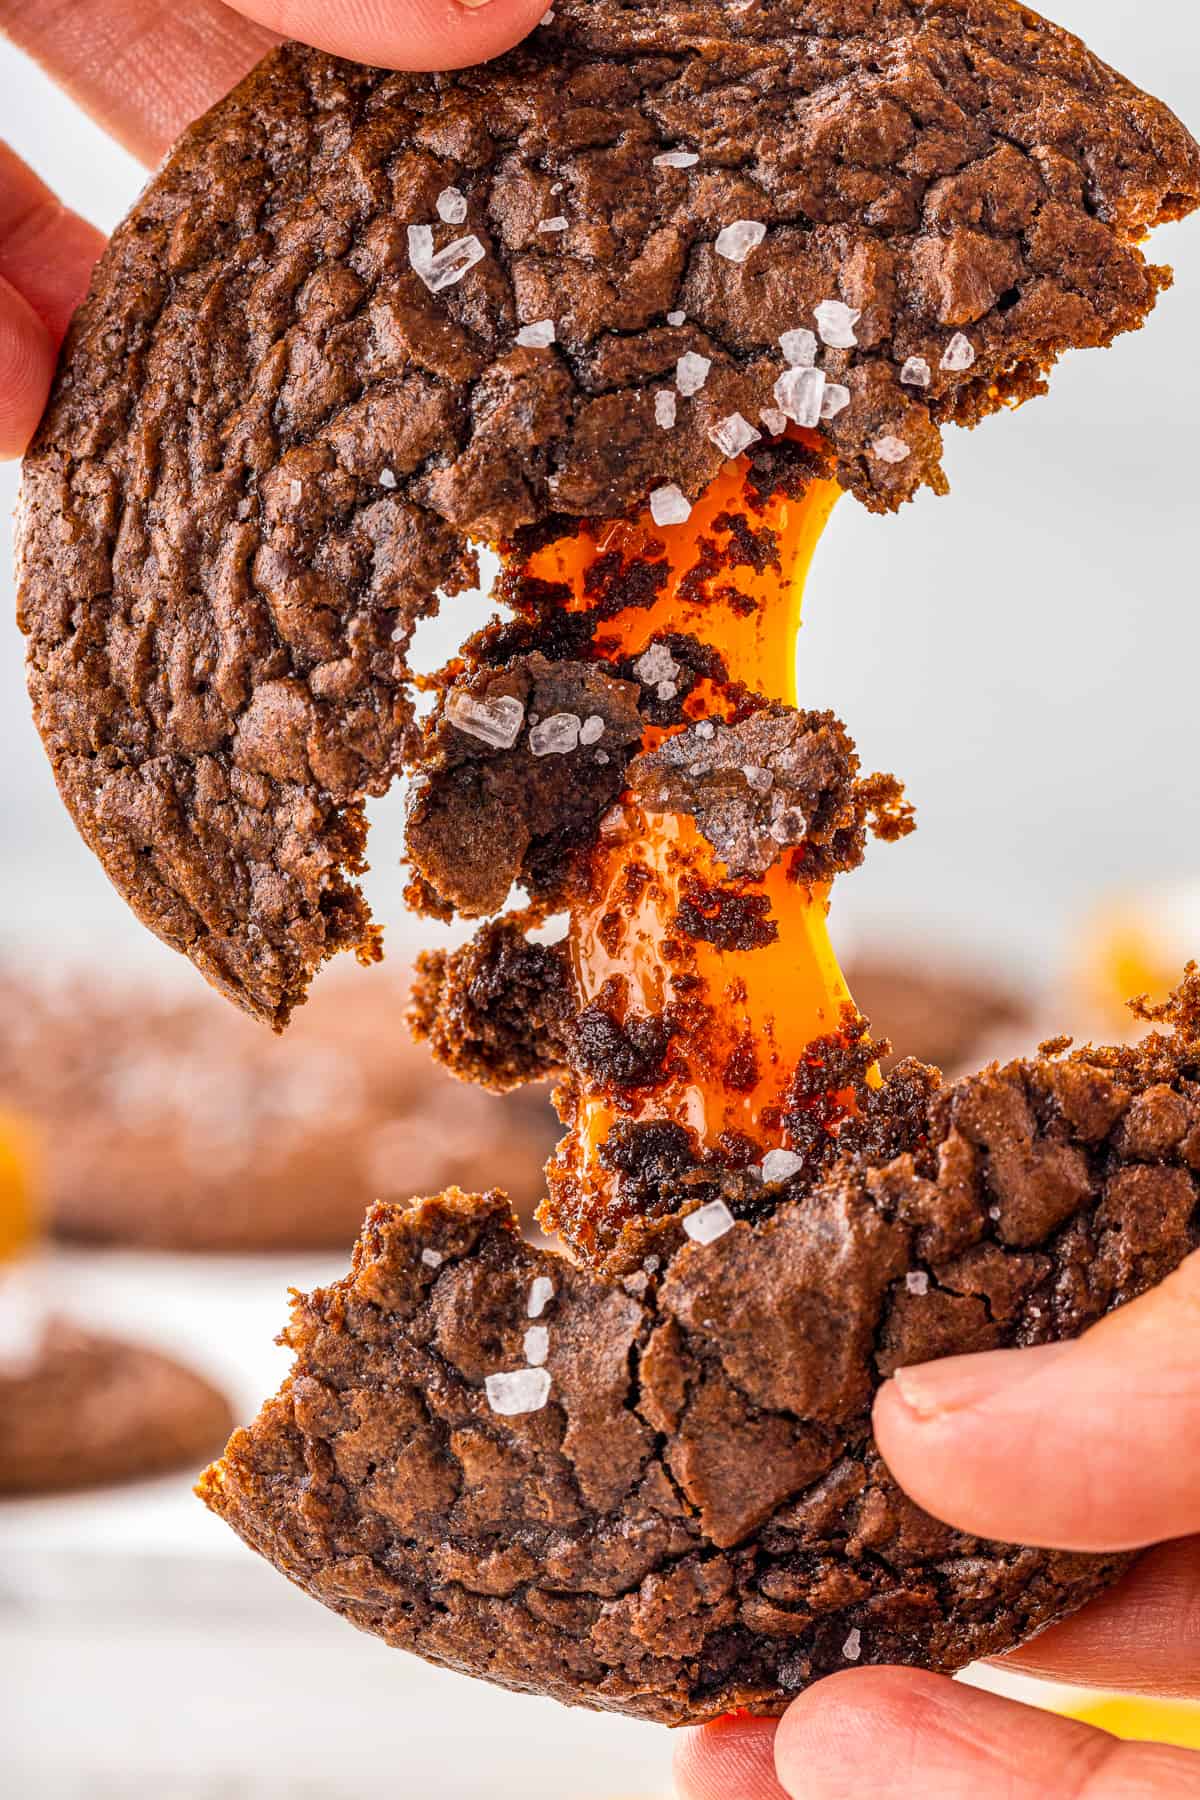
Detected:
left=201, top=1019, right=1200, bottom=1723
left=18, top=1, right=1199, bottom=1021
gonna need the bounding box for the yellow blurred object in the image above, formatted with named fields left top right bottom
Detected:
left=0, top=1108, right=40, bottom=1262
left=1065, top=1696, right=1200, bottom=1751
left=1075, top=883, right=1200, bottom=1034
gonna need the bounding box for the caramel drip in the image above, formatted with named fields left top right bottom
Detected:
left=523, top=453, right=854, bottom=1177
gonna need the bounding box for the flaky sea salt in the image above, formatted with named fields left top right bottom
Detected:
left=530, top=712, right=582, bottom=756
left=709, top=412, right=761, bottom=458
left=523, top=1325, right=550, bottom=1366
left=872, top=435, right=911, bottom=464
left=580, top=714, right=605, bottom=745
left=649, top=483, right=692, bottom=526
left=695, top=720, right=715, bottom=739
left=744, top=765, right=774, bottom=793
left=595, top=750, right=610, bottom=764
left=436, top=186, right=468, bottom=225
left=774, top=365, right=825, bottom=428
left=760, top=406, right=789, bottom=436
left=941, top=332, right=976, bottom=373
left=901, top=355, right=932, bottom=388
left=654, top=148, right=699, bottom=169
left=762, top=1148, right=804, bottom=1184
left=675, top=351, right=711, bottom=396
left=421, top=1248, right=443, bottom=1269
left=769, top=804, right=808, bottom=843
left=644, top=1254, right=661, bottom=1274
left=408, top=223, right=486, bottom=293
left=906, top=1270, right=930, bottom=1296
left=517, top=319, right=556, bottom=348
left=683, top=1199, right=735, bottom=1244
left=842, top=1629, right=863, bottom=1663
left=666, top=309, right=686, bottom=326
left=527, top=1276, right=554, bottom=1318
left=634, top=643, right=680, bottom=687
left=538, top=215, right=569, bottom=233
left=821, top=383, right=851, bottom=420
left=655, top=389, right=677, bottom=429
left=540, top=7, right=555, bottom=22
left=657, top=680, right=677, bottom=701
left=814, top=298, right=860, bottom=349
left=485, top=1367, right=552, bottom=1416
left=988, top=1205, right=1001, bottom=1221
left=446, top=690, right=525, bottom=750
left=288, top=479, right=302, bottom=504
left=715, top=219, right=766, bottom=263
left=379, top=467, right=398, bottom=489
left=779, top=327, right=817, bottom=367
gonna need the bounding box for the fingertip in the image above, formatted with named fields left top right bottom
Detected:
left=224, top=0, right=550, bottom=72
left=0, top=276, right=55, bottom=461
left=673, top=1714, right=786, bottom=1800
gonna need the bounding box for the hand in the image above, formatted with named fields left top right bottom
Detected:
left=676, top=1248, right=1200, bottom=1798
left=0, top=0, right=547, bottom=457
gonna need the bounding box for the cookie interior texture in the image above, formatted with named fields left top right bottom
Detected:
left=201, top=1014, right=1200, bottom=1723
left=17, top=0, right=1200, bottom=1024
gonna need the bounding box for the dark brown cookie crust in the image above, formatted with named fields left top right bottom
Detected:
left=1, top=1321, right=234, bottom=1496
left=201, top=1021, right=1200, bottom=1724
left=18, top=3, right=1199, bottom=1023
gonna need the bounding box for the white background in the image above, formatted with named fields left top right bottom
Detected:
left=1, top=4, right=1198, bottom=1795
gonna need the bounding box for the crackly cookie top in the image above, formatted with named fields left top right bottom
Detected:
left=17, top=1, right=1200, bottom=1022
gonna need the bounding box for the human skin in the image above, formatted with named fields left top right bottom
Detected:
left=4, top=6, right=1200, bottom=1794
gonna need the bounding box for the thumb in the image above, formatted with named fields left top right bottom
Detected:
left=222, top=0, right=551, bottom=71
left=873, top=1248, right=1200, bottom=1553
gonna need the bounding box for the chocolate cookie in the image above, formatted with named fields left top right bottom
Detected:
left=2, top=1319, right=233, bottom=1496
left=18, top=3, right=1199, bottom=1023
left=0, top=963, right=557, bottom=1253
left=201, top=1015, right=1200, bottom=1724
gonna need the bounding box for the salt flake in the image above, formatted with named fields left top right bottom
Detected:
left=288, top=479, right=303, bottom=504
left=715, top=219, right=766, bottom=263
left=527, top=1276, right=554, bottom=1318
left=872, top=435, right=911, bottom=464
left=744, top=765, right=774, bottom=793
left=905, top=1270, right=930, bottom=1296
left=675, top=351, right=712, bottom=397
left=649, top=483, right=692, bottom=527
left=774, top=365, right=826, bottom=428
left=821, top=382, right=851, bottom=420
left=762, top=1148, right=804, bottom=1184
left=485, top=1367, right=552, bottom=1416
left=760, top=406, right=789, bottom=436
left=408, top=223, right=486, bottom=293
left=530, top=712, right=581, bottom=756
left=540, top=7, right=555, bottom=22
left=814, top=298, right=860, bottom=349
left=683, top=1199, right=735, bottom=1244
left=779, top=327, right=817, bottom=367
left=580, top=714, right=605, bottom=745
left=666, top=310, right=686, bottom=327
left=901, top=355, right=932, bottom=388
left=654, top=149, right=699, bottom=169
left=538, top=215, right=569, bottom=233
left=436, top=186, right=468, bottom=225
left=709, top=412, right=761, bottom=458
left=941, top=332, right=976, bottom=373
left=655, top=389, right=677, bottom=429
left=634, top=643, right=680, bottom=687
left=523, top=1325, right=550, bottom=1366
left=446, top=690, right=525, bottom=750
left=379, top=467, right=398, bottom=489
left=842, top=1629, right=863, bottom=1663
left=517, top=319, right=556, bottom=348
left=421, top=1248, right=444, bottom=1268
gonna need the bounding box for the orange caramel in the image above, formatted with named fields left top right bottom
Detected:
left=523, top=448, right=856, bottom=1171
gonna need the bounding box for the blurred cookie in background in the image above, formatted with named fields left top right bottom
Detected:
left=0, top=1109, right=234, bottom=1495
left=1071, top=882, right=1200, bottom=1040
left=845, top=948, right=1032, bottom=1076
left=0, top=961, right=558, bottom=1253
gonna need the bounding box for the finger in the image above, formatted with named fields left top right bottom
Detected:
left=997, top=1535, right=1200, bottom=1699
left=674, top=1716, right=788, bottom=1800
left=0, top=273, right=54, bottom=458
left=0, top=0, right=277, bottom=166
left=0, top=142, right=105, bottom=341
left=873, top=1248, right=1200, bottom=1552
left=222, top=0, right=549, bottom=72
left=772, top=1667, right=1200, bottom=1800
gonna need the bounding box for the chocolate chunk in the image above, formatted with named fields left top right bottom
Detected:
left=201, top=1020, right=1200, bottom=1724
left=19, top=7, right=1198, bottom=1017
left=405, top=655, right=643, bottom=917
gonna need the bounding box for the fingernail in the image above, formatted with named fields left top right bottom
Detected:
left=891, top=1340, right=1074, bottom=1421
left=456, top=0, right=495, bottom=9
